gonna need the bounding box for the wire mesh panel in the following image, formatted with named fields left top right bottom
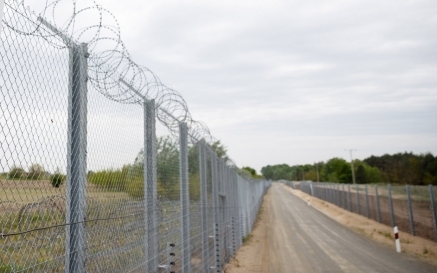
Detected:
left=155, top=122, right=182, bottom=273
left=0, top=4, right=69, bottom=271
left=188, top=141, right=202, bottom=272
left=389, top=185, right=410, bottom=234
left=0, top=1, right=272, bottom=272
left=85, top=85, right=145, bottom=272
left=357, top=185, right=367, bottom=217
left=367, top=185, right=379, bottom=222
left=409, top=185, right=435, bottom=241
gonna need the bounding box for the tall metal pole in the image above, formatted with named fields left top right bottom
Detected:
left=211, top=151, right=221, bottom=273
left=66, top=43, right=88, bottom=273
left=315, top=163, right=319, bottom=182
left=144, top=99, right=158, bottom=272
left=388, top=184, right=396, bottom=227
left=179, top=123, right=191, bottom=273
left=35, top=17, right=88, bottom=273
left=375, top=185, right=381, bottom=223
left=406, top=185, right=415, bottom=236
left=199, top=140, right=210, bottom=273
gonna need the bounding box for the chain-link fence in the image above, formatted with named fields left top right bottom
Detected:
left=285, top=181, right=437, bottom=242
left=0, top=1, right=271, bottom=272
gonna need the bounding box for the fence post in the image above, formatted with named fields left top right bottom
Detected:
left=143, top=99, right=158, bottom=272
left=388, top=184, right=396, bottom=227
left=365, top=185, right=370, bottom=219
left=348, top=184, right=352, bottom=212
left=406, top=185, right=415, bottom=236
left=179, top=122, right=191, bottom=273
left=211, top=151, right=221, bottom=273
left=429, top=185, right=437, bottom=241
left=342, top=184, right=346, bottom=209
left=375, top=185, right=381, bottom=223
left=356, top=185, right=360, bottom=215
left=66, top=43, right=88, bottom=273
left=198, top=140, right=209, bottom=273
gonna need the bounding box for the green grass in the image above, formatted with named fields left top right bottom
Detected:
left=0, top=262, right=23, bottom=273
left=377, top=230, right=393, bottom=239
left=242, top=234, right=253, bottom=244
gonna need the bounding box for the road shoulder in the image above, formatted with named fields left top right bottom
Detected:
left=224, top=189, right=272, bottom=273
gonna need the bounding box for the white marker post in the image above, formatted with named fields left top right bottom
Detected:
left=0, top=0, right=4, bottom=36
left=394, top=226, right=401, bottom=253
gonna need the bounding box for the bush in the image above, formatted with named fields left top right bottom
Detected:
left=9, top=165, right=24, bottom=179
left=28, top=163, right=45, bottom=180
left=88, top=166, right=129, bottom=191
left=125, top=176, right=144, bottom=199
left=50, top=173, right=65, bottom=188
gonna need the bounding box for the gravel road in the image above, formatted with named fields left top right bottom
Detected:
left=247, top=183, right=437, bottom=273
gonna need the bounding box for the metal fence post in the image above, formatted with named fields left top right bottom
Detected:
left=356, top=185, right=360, bottom=215
left=144, top=99, right=158, bottom=272
left=342, top=184, right=346, bottom=209
left=199, top=140, right=210, bottom=273
left=66, top=43, right=88, bottom=273
left=406, top=185, right=415, bottom=236
left=179, top=122, right=191, bottom=273
left=365, top=185, right=370, bottom=219
left=211, top=152, right=221, bottom=273
left=375, top=185, right=381, bottom=223
left=388, top=184, right=395, bottom=227
left=348, top=184, right=352, bottom=212
left=429, top=185, right=437, bottom=241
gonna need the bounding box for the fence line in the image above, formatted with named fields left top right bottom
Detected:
left=285, top=181, right=437, bottom=242
left=0, top=1, right=270, bottom=272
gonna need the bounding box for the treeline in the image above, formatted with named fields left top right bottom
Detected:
left=261, top=152, right=437, bottom=185
left=88, top=136, right=228, bottom=199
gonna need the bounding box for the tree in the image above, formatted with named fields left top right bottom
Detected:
left=211, top=140, right=229, bottom=162
left=260, top=164, right=293, bottom=180
left=9, top=165, right=24, bottom=179
left=28, top=163, right=45, bottom=179
left=242, top=166, right=257, bottom=177
left=355, top=165, right=366, bottom=184
left=322, top=158, right=351, bottom=183
left=240, top=166, right=263, bottom=178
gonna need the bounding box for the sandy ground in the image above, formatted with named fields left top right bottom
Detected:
left=224, top=192, right=271, bottom=273
left=225, top=183, right=437, bottom=272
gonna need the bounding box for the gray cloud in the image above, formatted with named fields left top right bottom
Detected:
left=89, top=0, right=437, bottom=171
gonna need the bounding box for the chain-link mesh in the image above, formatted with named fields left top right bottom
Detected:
left=0, top=1, right=271, bottom=272
left=289, top=181, right=437, bottom=242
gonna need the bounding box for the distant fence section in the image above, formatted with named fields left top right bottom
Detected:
left=285, top=181, right=437, bottom=242
left=0, top=1, right=270, bottom=272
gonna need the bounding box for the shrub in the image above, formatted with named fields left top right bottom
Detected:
left=88, top=166, right=129, bottom=191
left=51, top=173, right=65, bottom=188
left=9, top=165, right=24, bottom=179
left=28, top=163, right=45, bottom=180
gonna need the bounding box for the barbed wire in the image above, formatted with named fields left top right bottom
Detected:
left=3, top=0, right=222, bottom=149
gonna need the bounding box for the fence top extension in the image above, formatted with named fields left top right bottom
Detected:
left=2, top=0, right=236, bottom=162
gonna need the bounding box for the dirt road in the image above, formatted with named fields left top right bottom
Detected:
left=226, top=183, right=437, bottom=273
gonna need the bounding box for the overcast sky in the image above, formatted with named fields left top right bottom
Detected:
left=23, top=0, right=437, bottom=172
left=97, top=0, right=437, bottom=172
